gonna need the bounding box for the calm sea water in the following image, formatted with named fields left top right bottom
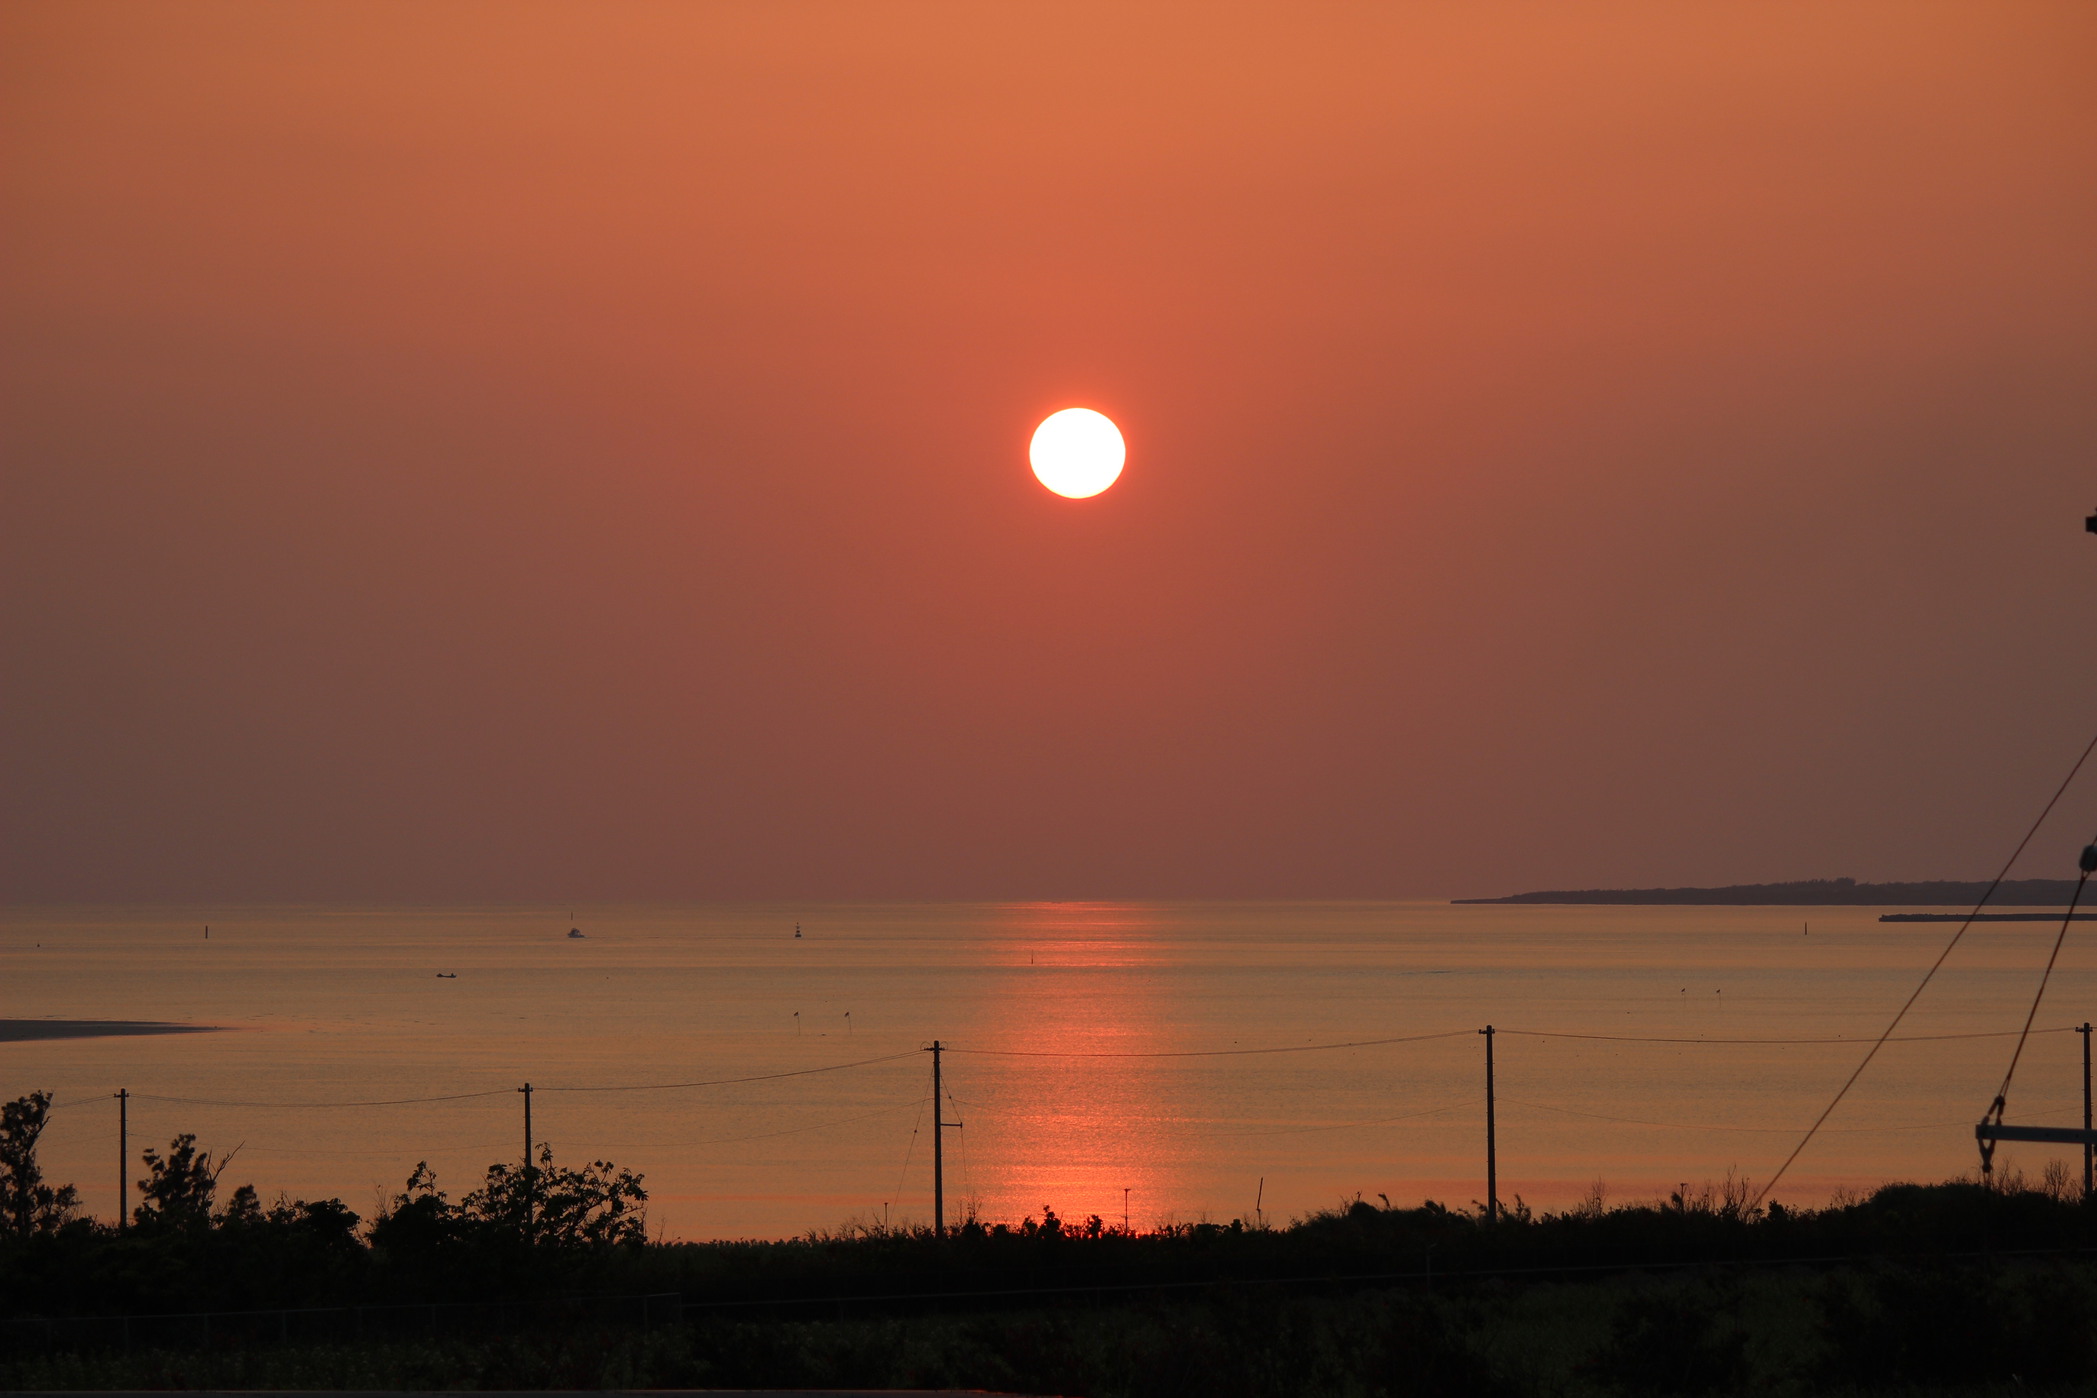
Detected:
left=5, top=901, right=2096, bottom=1241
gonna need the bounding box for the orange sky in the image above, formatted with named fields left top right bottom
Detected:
left=4, top=2, right=2095, bottom=900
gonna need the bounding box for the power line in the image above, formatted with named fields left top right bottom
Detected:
left=45, top=1004, right=2097, bottom=1225
left=584, top=1098, right=929, bottom=1152
left=1502, top=1027, right=2080, bottom=1046
left=944, top=1026, right=2071, bottom=1059
left=1206, top=1102, right=1466, bottom=1139
left=946, top=1029, right=1474, bottom=1059
left=891, top=1094, right=928, bottom=1215
left=237, top=1100, right=933, bottom=1160
left=45, top=1095, right=112, bottom=1112
left=136, top=1087, right=513, bottom=1109
left=232, top=1140, right=521, bottom=1160
left=535, top=1051, right=919, bottom=1094
left=1498, top=1095, right=1971, bottom=1136
left=78, top=1027, right=2075, bottom=1114
left=127, top=1051, right=918, bottom=1110
left=941, top=1073, right=969, bottom=1215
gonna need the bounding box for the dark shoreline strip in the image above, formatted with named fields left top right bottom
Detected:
left=0, top=1020, right=222, bottom=1043
left=1879, top=913, right=2097, bottom=923
left=1454, top=878, right=2086, bottom=906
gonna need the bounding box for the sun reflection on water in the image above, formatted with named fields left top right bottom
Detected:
left=948, top=903, right=1184, bottom=1231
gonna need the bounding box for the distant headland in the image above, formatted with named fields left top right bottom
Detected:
left=1453, top=877, right=2084, bottom=906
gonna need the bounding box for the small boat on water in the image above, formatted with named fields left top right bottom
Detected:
left=435, top=972, right=457, bottom=979
left=567, top=928, right=586, bottom=939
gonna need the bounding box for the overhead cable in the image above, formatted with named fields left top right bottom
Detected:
left=1502, top=1027, right=2078, bottom=1046
left=133, top=1051, right=917, bottom=1110
left=136, top=1087, right=515, bottom=1109
left=945, top=1029, right=1473, bottom=1059
left=536, top=1051, right=919, bottom=1094
left=1207, top=1102, right=1465, bottom=1139
left=1499, top=1095, right=1970, bottom=1136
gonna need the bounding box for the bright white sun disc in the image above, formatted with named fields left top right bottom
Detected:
left=1029, top=408, right=1125, bottom=498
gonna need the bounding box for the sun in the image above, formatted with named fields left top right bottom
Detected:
left=1029, top=408, right=1125, bottom=499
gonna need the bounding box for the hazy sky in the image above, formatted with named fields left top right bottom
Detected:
left=4, top=2, right=2095, bottom=902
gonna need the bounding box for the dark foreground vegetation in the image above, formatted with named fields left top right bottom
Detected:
left=7, top=1091, right=2097, bottom=1395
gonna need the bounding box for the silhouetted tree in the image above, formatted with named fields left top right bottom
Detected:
left=217, top=1182, right=265, bottom=1226
left=134, top=1133, right=235, bottom=1230
left=371, top=1149, right=646, bottom=1252
left=368, top=1160, right=453, bottom=1257
left=465, top=1146, right=647, bottom=1246
left=0, top=1091, right=79, bottom=1238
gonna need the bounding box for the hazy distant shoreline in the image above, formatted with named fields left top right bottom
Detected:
left=0, top=1019, right=220, bottom=1043
left=1454, top=877, right=2084, bottom=906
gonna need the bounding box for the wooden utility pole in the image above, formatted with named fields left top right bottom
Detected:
left=116, top=1089, right=128, bottom=1232
left=2081, top=1023, right=2093, bottom=1201
left=1480, top=1026, right=1497, bottom=1224
left=930, top=1041, right=944, bottom=1238
left=520, top=1081, right=535, bottom=1235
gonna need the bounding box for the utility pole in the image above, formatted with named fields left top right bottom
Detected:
left=116, top=1089, right=128, bottom=1232
left=520, top=1081, right=535, bottom=1236
left=2081, top=1023, right=2093, bottom=1201
left=1480, top=1025, right=1497, bottom=1224
left=930, top=1041, right=945, bottom=1238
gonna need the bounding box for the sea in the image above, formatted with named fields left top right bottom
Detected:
left=5, top=901, right=2096, bottom=1242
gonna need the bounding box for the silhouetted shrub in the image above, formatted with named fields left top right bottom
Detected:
left=132, top=1134, right=227, bottom=1232
left=368, top=1148, right=647, bottom=1265
left=0, top=1092, right=78, bottom=1239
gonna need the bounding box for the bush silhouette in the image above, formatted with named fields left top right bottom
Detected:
left=132, top=1133, right=229, bottom=1231
left=0, top=1092, right=78, bottom=1239
left=371, top=1147, right=647, bottom=1255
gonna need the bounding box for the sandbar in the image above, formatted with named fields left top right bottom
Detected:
left=0, top=1019, right=222, bottom=1043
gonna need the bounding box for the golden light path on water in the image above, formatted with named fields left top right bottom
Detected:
left=5, top=901, right=2096, bottom=1240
